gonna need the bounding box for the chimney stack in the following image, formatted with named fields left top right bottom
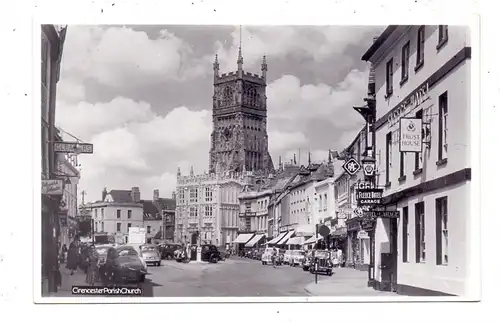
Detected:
left=153, top=189, right=159, bottom=201
left=131, top=187, right=141, bottom=203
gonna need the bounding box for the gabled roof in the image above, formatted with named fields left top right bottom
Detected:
left=141, top=200, right=162, bottom=220
left=109, top=190, right=133, bottom=203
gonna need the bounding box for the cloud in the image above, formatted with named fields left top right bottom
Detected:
left=268, top=131, right=309, bottom=152
left=60, top=26, right=197, bottom=88
left=210, top=26, right=381, bottom=74
left=267, top=68, right=369, bottom=129
left=56, top=97, right=155, bottom=141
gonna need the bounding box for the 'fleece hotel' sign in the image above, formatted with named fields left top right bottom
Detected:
left=399, top=118, right=423, bottom=153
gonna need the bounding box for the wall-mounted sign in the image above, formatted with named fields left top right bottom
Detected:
left=356, top=189, right=383, bottom=206
left=53, top=141, right=94, bottom=154
left=42, top=179, right=64, bottom=195
left=388, top=82, right=429, bottom=128
left=361, top=211, right=400, bottom=221
left=399, top=118, right=423, bottom=153
left=342, top=158, right=361, bottom=176
left=358, top=230, right=369, bottom=239
left=357, top=181, right=375, bottom=190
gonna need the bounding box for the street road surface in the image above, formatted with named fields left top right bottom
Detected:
left=138, top=257, right=314, bottom=297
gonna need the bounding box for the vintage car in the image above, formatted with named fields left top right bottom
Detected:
left=200, top=244, right=222, bottom=263
left=290, top=250, right=306, bottom=267
left=283, top=250, right=293, bottom=265
left=261, top=248, right=283, bottom=265
left=158, top=243, right=182, bottom=260
left=139, top=245, right=162, bottom=266
left=101, top=246, right=148, bottom=284
left=309, top=250, right=334, bottom=276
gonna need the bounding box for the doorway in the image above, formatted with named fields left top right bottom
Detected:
left=389, top=217, right=398, bottom=292
left=191, top=231, right=199, bottom=245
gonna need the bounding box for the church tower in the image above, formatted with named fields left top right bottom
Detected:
left=209, top=30, right=274, bottom=174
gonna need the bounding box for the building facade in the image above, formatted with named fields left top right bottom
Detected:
left=209, top=49, right=274, bottom=174
left=176, top=169, right=254, bottom=247
left=55, top=153, right=80, bottom=249
left=238, top=188, right=272, bottom=235
left=362, top=25, right=471, bottom=295
left=41, top=24, right=67, bottom=294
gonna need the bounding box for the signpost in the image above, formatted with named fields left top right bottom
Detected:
left=356, top=188, right=383, bottom=206
left=53, top=141, right=94, bottom=154
left=399, top=118, right=423, bottom=153
left=342, top=158, right=361, bottom=176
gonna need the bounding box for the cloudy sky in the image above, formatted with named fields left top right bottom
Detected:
left=55, top=25, right=384, bottom=203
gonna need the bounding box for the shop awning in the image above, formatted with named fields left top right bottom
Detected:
left=277, top=230, right=295, bottom=245
left=267, top=232, right=286, bottom=245
left=233, top=233, right=254, bottom=244
left=302, top=235, right=324, bottom=245
left=286, top=236, right=305, bottom=245
left=245, top=234, right=265, bottom=247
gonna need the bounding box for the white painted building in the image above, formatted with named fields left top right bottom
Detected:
left=87, top=187, right=145, bottom=244
left=362, top=25, right=471, bottom=295
left=238, top=189, right=272, bottom=235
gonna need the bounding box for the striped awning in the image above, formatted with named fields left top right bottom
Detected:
left=286, top=236, right=305, bottom=245
left=303, top=235, right=324, bottom=245
left=267, top=232, right=286, bottom=245
left=233, top=233, right=254, bottom=244
left=277, top=230, right=295, bottom=245
left=245, top=234, right=265, bottom=247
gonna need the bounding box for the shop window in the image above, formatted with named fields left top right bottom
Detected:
left=402, top=206, right=409, bottom=262
left=436, top=197, right=448, bottom=265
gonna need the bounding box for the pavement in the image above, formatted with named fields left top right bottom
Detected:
left=45, top=257, right=401, bottom=298
left=304, top=267, right=402, bottom=297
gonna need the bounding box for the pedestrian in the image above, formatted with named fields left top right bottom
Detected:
left=61, top=244, right=68, bottom=263
left=85, top=244, right=99, bottom=286
left=66, top=238, right=80, bottom=276
left=337, top=247, right=343, bottom=267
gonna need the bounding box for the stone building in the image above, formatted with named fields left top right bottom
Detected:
left=209, top=47, right=274, bottom=174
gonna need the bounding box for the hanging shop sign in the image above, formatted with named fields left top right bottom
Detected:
left=357, top=181, right=375, bottom=190
left=356, top=188, right=383, bottom=206
left=399, top=118, right=423, bottom=153
left=363, top=162, right=376, bottom=176
left=59, top=213, right=68, bottom=227
left=53, top=141, right=94, bottom=154
left=42, top=179, right=64, bottom=195
left=346, top=219, right=361, bottom=232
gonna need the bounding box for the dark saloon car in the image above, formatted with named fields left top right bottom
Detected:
left=309, top=250, right=333, bottom=276
left=201, top=244, right=222, bottom=263
left=101, top=246, right=148, bottom=284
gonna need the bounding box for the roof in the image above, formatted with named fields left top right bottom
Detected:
left=361, top=25, right=398, bottom=61
left=141, top=200, right=161, bottom=220
left=108, top=190, right=133, bottom=203
left=157, top=198, right=176, bottom=211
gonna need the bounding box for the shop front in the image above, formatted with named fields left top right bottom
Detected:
left=41, top=194, right=62, bottom=295
left=345, top=217, right=362, bottom=269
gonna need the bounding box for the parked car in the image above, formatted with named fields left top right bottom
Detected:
left=290, top=250, right=306, bottom=267
left=159, top=243, right=182, bottom=260
left=283, top=250, right=294, bottom=265
left=101, top=246, right=148, bottom=284
left=201, top=244, right=222, bottom=263
left=309, top=250, right=334, bottom=276
left=261, top=248, right=283, bottom=265
left=302, top=250, right=313, bottom=271
left=254, top=249, right=264, bottom=260
left=139, top=245, right=162, bottom=266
